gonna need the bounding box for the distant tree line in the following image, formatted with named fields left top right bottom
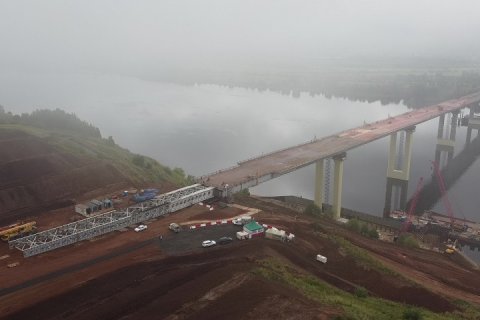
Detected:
left=0, top=107, right=101, bottom=138
left=149, top=68, right=480, bottom=109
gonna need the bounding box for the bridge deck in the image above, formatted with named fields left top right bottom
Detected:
left=204, top=92, right=480, bottom=191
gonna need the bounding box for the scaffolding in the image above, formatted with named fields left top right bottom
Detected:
left=9, top=184, right=214, bottom=257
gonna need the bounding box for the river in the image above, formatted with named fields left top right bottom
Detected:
left=1, top=72, right=479, bottom=260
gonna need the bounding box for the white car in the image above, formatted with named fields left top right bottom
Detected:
left=202, top=240, right=216, bottom=247
left=134, top=224, right=147, bottom=232
left=232, top=218, right=243, bottom=226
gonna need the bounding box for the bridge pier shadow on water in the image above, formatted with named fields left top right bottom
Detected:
left=413, top=134, right=480, bottom=214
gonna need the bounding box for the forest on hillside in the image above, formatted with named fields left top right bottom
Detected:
left=0, top=107, right=101, bottom=138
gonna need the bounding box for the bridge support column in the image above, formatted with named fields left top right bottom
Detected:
left=468, top=104, right=480, bottom=141
left=450, top=111, right=459, bottom=141
left=466, top=127, right=473, bottom=145
left=437, top=114, right=445, bottom=139
left=383, top=178, right=408, bottom=217
left=436, top=112, right=458, bottom=167
left=332, top=153, right=346, bottom=219
left=314, top=159, right=324, bottom=210
left=387, top=127, right=415, bottom=181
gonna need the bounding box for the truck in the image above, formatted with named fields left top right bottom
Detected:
left=316, top=254, right=327, bottom=264
left=169, top=223, right=181, bottom=233
left=236, top=231, right=249, bottom=240
left=232, top=215, right=252, bottom=225
left=133, top=192, right=157, bottom=203
left=132, top=188, right=160, bottom=203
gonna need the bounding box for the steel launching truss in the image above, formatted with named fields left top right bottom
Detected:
left=9, top=184, right=215, bottom=257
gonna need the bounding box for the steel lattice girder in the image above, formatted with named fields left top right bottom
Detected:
left=9, top=184, right=214, bottom=257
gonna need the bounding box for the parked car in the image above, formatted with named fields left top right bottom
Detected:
left=134, top=224, right=147, bottom=232
left=202, top=240, right=216, bottom=247
left=218, top=236, right=233, bottom=245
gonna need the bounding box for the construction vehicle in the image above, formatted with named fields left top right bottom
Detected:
left=168, top=223, right=181, bottom=233
left=445, top=239, right=457, bottom=254
left=0, top=221, right=37, bottom=242
left=0, top=222, right=22, bottom=233
left=232, top=216, right=252, bottom=226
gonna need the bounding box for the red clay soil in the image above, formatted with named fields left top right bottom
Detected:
left=0, top=203, right=247, bottom=289
left=190, top=206, right=245, bottom=221
left=240, top=196, right=480, bottom=305
left=0, top=129, right=134, bottom=224
left=1, top=196, right=480, bottom=319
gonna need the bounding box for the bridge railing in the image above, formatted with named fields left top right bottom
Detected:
left=197, top=164, right=243, bottom=182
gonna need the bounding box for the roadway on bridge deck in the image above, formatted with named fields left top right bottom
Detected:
left=203, top=92, right=480, bottom=190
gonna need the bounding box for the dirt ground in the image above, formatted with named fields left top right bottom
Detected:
left=1, top=195, right=480, bottom=319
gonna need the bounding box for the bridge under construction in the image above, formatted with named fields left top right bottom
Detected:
left=8, top=92, right=480, bottom=258
left=203, top=92, right=480, bottom=217
left=9, top=184, right=214, bottom=257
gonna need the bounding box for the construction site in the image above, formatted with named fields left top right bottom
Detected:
left=1, top=92, right=480, bottom=318
left=0, top=181, right=480, bottom=319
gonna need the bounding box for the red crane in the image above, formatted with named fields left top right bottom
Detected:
left=431, top=160, right=466, bottom=231
left=402, top=177, right=424, bottom=232
left=431, top=160, right=455, bottom=225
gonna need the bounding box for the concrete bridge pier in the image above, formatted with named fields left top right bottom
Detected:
left=332, top=153, right=346, bottom=219
left=437, top=113, right=445, bottom=140
left=436, top=111, right=459, bottom=167
left=383, top=177, right=408, bottom=218
left=314, top=159, right=324, bottom=210
left=467, top=104, right=480, bottom=145
left=466, top=127, right=473, bottom=145
left=387, top=126, right=415, bottom=181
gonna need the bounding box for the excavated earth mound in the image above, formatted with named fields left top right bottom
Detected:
left=0, top=130, right=129, bottom=224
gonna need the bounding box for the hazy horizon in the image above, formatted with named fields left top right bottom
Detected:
left=1, top=1, right=480, bottom=79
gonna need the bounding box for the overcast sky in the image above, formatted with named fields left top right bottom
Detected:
left=1, top=0, right=480, bottom=75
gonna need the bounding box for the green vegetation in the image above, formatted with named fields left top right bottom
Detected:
left=254, top=258, right=480, bottom=320
left=237, top=188, right=250, bottom=196
left=354, top=286, right=369, bottom=298
left=164, top=62, right=480, bottom=109
left=403, top=308, right=422, bottom=320
left=304, top=203, right=322, bottom=216
left=346, top=218, right=379, bottom=239
left=397, top=234, right=420, bottom=249
left=0, top=108, right=193, bottom=186
left=0, top=107, right=101, bottom=138
left=330, top=236, right=399, bottom=277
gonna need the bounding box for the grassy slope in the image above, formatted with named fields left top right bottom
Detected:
left=255, top=257, right=480, bottom=320
left=0, top=124, right=193, bottom=186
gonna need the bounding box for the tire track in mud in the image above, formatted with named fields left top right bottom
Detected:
left=0, top=238, right=157, bottom=297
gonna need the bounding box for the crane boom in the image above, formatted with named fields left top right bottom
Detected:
left=431, top=160, right=455, bottom=225
left=402, top=177, right=424, bottom=232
